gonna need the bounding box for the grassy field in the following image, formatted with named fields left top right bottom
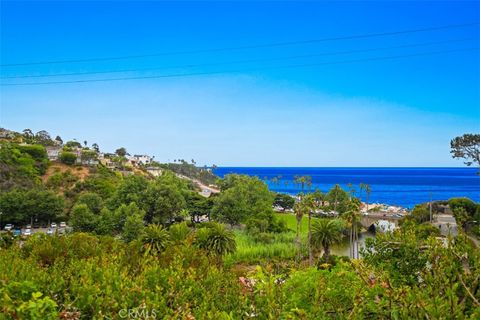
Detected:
left=225, top=213, right=309, bottom=266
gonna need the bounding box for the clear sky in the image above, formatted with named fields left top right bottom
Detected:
left=1, top=1, right=479, bottom=166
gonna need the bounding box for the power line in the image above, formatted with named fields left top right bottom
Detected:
left=1, top=22, right=478, bottom=67
left=1, top=47, right=476, bottom=86
left=1, top=38, right=474, bottom=79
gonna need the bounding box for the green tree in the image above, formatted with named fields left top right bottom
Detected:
left=169, top=222, right=192, bottom=243
left=122, top=212, right=145, bottom=243
left=34, top=130, right=53, bottom=146
left=141, top=224, right=171, bottom=255
left=211, top=174, right=273, bottom=226
left=326, top=184, right=349, bottom=214
left=54, top=135, right=63, bottom=145
left=113, top=202, right=145, bottom=233
left=450, top=133, right=480, bottom=168
left=64, top=140, right=82, bottom=149
left=0, top=189, right=64, bottom=225
left=194, top=223, right=236, bottom=258
left=70, top=204, right=97, bottom=232
left=311, top=218, right=344, bottom=261
left=76, top=192, right=104, bottom=214
left=91, top=143, right=100, bottom=152
left=59, top=152, right=77, bottom=165
left=144, top=174, right=188, bottom=224
left=115, top=147, right=127, bottom=157
left=94, top=208, right=118, bottom=235
left=108, top=175, right=149, bottom=210
left=273, top=193, right=295, bottom=211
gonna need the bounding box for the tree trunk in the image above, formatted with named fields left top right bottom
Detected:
left=323, top=244, right=330, bottom=261
left=308, top=213, right=312, bottom=266
left=366, top=193, right=369, bottom=212
left=350, top=225, right=353, bottom=258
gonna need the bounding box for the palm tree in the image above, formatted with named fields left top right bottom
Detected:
left=302, top=194, right=317, bottom=266
left=141, top=224, right=171, bottom=255
left=331, top=184, right=342, bottom=213
left=365, top=184, right=371, bottom=212
left=194, top=223, right=236, bottom=258
left=344, top=200, right=361, bottom=258
left=359, top=183, right=365, bottom=203
left=293, top=198, right=304, bottom=246
left=168, top=221, right=192, bottom=244
left=311, top=218, right=344, bottom=261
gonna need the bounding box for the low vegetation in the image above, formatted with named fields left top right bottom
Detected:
left=1, top=128, right=479, bottom=318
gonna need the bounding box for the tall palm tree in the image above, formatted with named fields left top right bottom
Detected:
left=344, top=201, right=361, bottom=258
left=302, top=194, right=317, bottom=266
left=331, top=184, right=342, bottom=213
left=311, top=218, right=344, bottom=261
left=359, top=183, right=365, bottom=205
left=293, top=198, right=304, bottom=246
left=365, top=184, right=371, bottom=212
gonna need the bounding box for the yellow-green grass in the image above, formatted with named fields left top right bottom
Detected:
left=225, top=213, right=310, bottom=266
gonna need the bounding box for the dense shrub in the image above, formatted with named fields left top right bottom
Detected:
left=59, top=151, right=77, bottom=165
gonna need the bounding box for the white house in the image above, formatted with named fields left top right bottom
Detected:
left=130, top=154, right=153, bottom=166
left=46, top=146, right=62, bottom=161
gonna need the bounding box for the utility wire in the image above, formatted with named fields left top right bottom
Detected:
left=1, top=38, right=474, bottom=79
left=1, top=22, right=478, bottom=67
left=1, top=47, right=476, bottom=86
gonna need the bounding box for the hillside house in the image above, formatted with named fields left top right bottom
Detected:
left=129, top=154, right=153, bottom=166
left=46, top=146, right=62, bottom=161
left=146, top=166, right=163, bottom=177
left=0, top=129, right=16, bottom=139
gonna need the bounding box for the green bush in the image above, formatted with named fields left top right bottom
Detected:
left=59, top=151, right=77, bottom=165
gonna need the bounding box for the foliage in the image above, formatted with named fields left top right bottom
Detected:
left=450, top=133, right=480, bottom=167
left=449, top=197, right=477, bottom=217
left=141, top=224, right=171, bottom=255
left=194, top=222, right=236, bottom=257
left=69, top=204, right=97, bottom=233
left=325, top=184, right=350, bottom=213
left=0, top=222, right=478, bottom=319
left=273, top=193, right=295, bottom=211
left=161, top=159, right=218, bottom=185
left=0, top=188, right=65, bottom=225
left=168, top=221, right=192, bottom=244
left=59, top=151, right=77, bottom=165
left=76, top=192, right=104, bottom=214
left=212, top=174, right=274, bottom=227
left=0, top=143, right=47, bottom=190
left=311, top=218, right=345, bottom=261
left=115, top=147, right=127, bottom=157
left=144, top=173, right=188, bottom=224
left=122, top=211, right=145, bottom=243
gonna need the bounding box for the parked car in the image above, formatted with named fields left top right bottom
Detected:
left=51, top=223, right=57, bottom=228
left=13, top=229, right=21, bottom=237
left=4, top=224, right=13, bottom=231
left=23, top=229, right=32, bottom=236
left=46, top=228, right=54, bottom=235
left=26, top=224, right=32, bottom=229
left=59, top=222, right=67, bottom=228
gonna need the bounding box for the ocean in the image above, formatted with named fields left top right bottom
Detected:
left=213, top=167, right=480, bottom=208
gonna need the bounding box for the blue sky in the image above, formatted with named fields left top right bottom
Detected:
left=1, top=1, right=479, bottom=166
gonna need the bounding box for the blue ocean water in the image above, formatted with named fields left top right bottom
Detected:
left=213, top=167, right=480, bottom=208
